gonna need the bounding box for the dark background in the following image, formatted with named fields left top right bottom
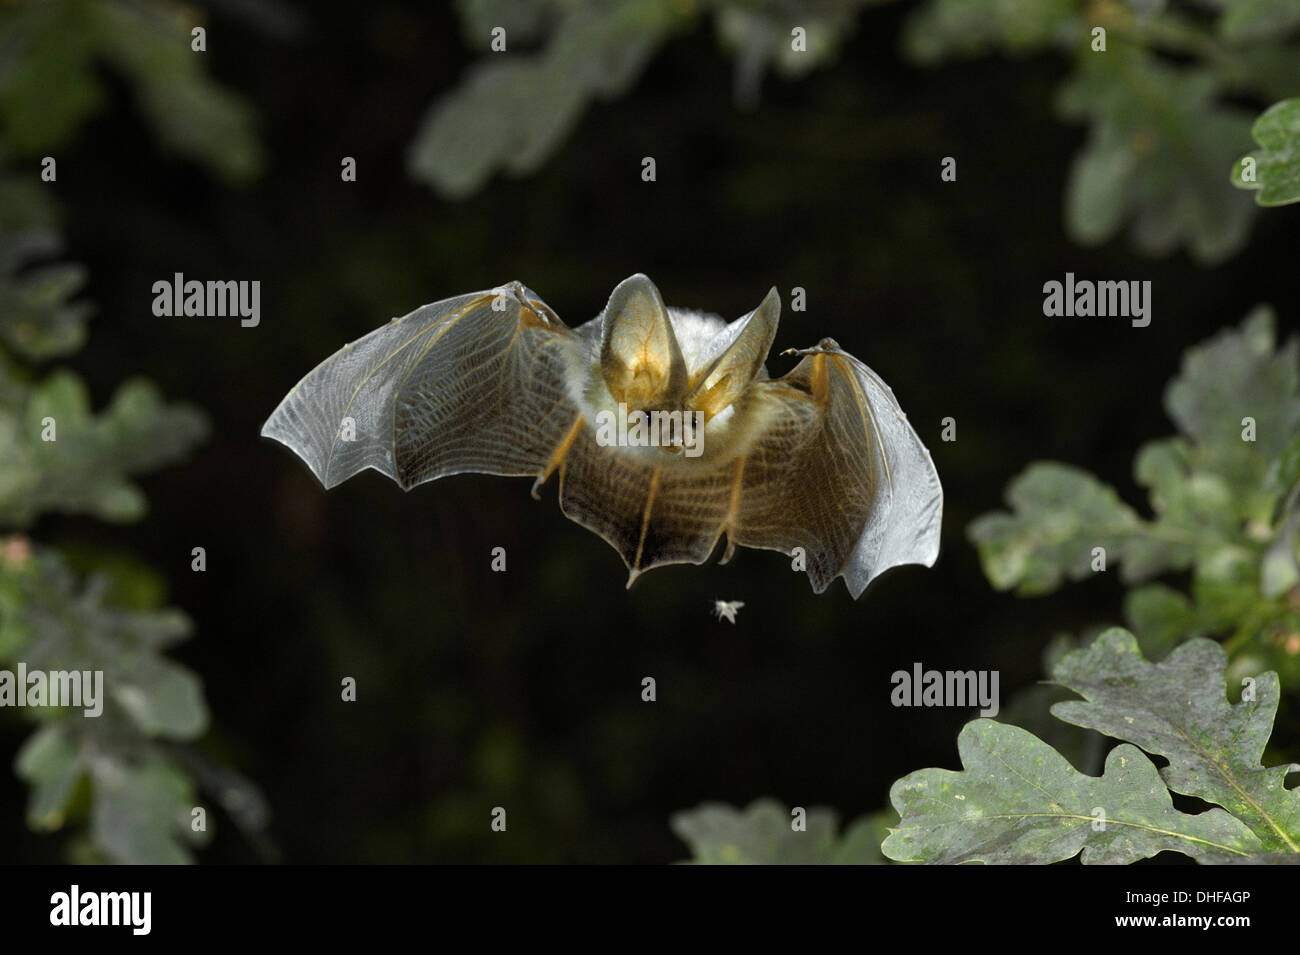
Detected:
left=4, top=0, right=1297, bottom=862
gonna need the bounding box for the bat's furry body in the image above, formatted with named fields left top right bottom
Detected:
left=262, top=274, right=943, bottom=596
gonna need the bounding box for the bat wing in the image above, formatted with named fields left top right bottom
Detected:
left=733, top=341, right=943, bottom=596
left=552, top=338, right=942, bottom=597
left=261, top=282, right=586, bottom=490
left=264, top=274, right=941, bottom=597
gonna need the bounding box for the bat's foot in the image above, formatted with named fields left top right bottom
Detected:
left=781, top=338, right=840, bottom=358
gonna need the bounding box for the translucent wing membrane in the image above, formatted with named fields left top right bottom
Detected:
left=550, top=338, right=942, bottom=596
left=263, top=277, right=943, bottom=597
left=260, top=282, right=583, bottom=489
left=743, top=342, right=943, bottom=596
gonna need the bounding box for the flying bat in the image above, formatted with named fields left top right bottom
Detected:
left=261, top=274, right=943, bottom=596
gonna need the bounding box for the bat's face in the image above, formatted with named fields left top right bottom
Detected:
left=262, top=272, right=943, bottom=596
left=576, top=276, right=783, bottom=467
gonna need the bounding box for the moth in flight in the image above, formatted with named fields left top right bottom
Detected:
left=262, top=274, right=943, bottom=596
left=713, top=600, right=745, bottom=624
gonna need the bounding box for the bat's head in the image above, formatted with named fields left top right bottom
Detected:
left=589, top=274, right=781, bottom=464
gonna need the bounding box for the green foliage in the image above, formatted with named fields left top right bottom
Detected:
left=970, top=310, right=1300, bottom=676
left=1053, top=630, right=1300, bottom=853
left=1058, top=53, right=1254, bottom=262
left=713, top=0, right=874, bottom=107
left=884, top=629, right=1298, bottom=864
left=0, top=225, right=90, bottom=362
left=672, top=798, right=892, bottom=864
left=0, top=370, right=207, bottom=525
left=903, top=0, right=1077, bottom=61
left=995, top=632, right=1108, bottom=774
left=1233, top=98, right=1300, bottom=205
left=421, top=0, right=1298, bottom=262
left=0, top=0, right=265, bottom=863
left=695, top=310, right=1300, bottom=865
left=0, top=548, right=204, bottom=737
left=409, top=0, right=880, bottom=197
left=4, top=547, right=209, bottom=863
left=0, top=0, right=262, bottom=183
left=886, top=316, right=1300, bottom=866
left=409, top=0, right=683, bottom=199
left=0, top=310, right=222, bottom=862
left=906, top=0, right=1300, bottom=262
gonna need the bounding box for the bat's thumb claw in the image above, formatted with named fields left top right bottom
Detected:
left=784, top=338, right=841, bottom=358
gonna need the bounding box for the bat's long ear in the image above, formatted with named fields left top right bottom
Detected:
left=687, top=286, right=780, bottom=419
left=600, top=274, right=688, bottom=407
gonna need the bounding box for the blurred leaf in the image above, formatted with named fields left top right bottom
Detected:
left=0, top=228, right=91, bottom=361
left=715, top=0, right=872, bottom=108
left=90, top=756, right=206, bottom=864
left=1123, top=582, right=1202, bottom=657
left=1, top=548, right=206, bottom=739
left=110, top=658, right=206, bottom=739
left=95, top=2, right=264, bottom=184
left=907, top=0, right=1300, bottom=259
left=2, top=548, right=220, bottom=862
left=1059, top=54, right=1255, bottom=263
left=885, top=719, right=1263, bottom=864
left=1215, top=0, right=1300, bottom=44
left=0, top=173, right=59, bottom=232
left=1051, top=629, right=1300, bottom=853
left=1260, top=507, right=1299, bottom=597
left=455, top=0, right=553, bottom=48
left=14, top=723, right=82, bottom=831
left=1233, top=98, right=1300, bottom=206
left=971, top=311, right=1300, bottom=627
left=414, top=0, right=888, bottom=197
left=903, top=0, right=1077, bottom=63
left=0, top=0, right=262, bottom=183
left=832, top=811, right=895, bottom=864
left=967, top=462, right=1174, bottom=594
left=671, top=798, right=890, bottom=863
left=0, top=0, right=106, bottom=154
left=0, top=370, right=208, bottom=525
left=409, top=0, right=682, bottom=198
left=1163, top=308, right=1300, bottom=520
left=0, top=0, right=261, bottom=867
